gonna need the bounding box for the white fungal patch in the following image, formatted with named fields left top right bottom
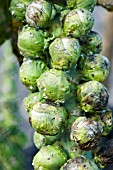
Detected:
left=41, top=103, right=48, bottom=109
left=20, top=69, right=23, bottom=72
left=34, top=96, right=38, bottom=100
left=37, top=81, right=40, bottom=86
left=44, top=88, right=47, bottom=92
left=25, top=59, right=32, bottom=64
left=30, top=86, right=33, bottom=90
left=11, top=11, right=15, bottom=15
left=77, top=10, right=84, bottom=22
left=29, top=33, right=34, bottom=37
left=17, top=3, right=25, bottom=8
left=61, top=88, right=66, bottom=91
left=62, top=38, right=69, bottom=50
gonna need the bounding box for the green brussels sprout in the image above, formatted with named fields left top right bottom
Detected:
left=60, top=156, right=99, bottom=170
left=10, top=0, right=31, bottom=22
left=97, top=0, right=113, bottom=11
left=23, top=92, right=45, bottom=114
left=70, top=117, right=103, bottom=150
left=25, top=0, right=56, bottom=28
left=78, top=54, right=110, bottom=82
left=32, top=145, right=67, bottom=170
left=18, top=25, right=49, bottom=58
left=66, top=0, right=96, bottom=11
left=63, top=8, right=94, bottom=38
left=80, top=31, right=103, bottom=55
left=33, top=131, right=61, bottom=149
left=49, top=37, right=81, bottom=70
left=77, top=81, right=109, bottom=112
left=37, top=69, right=74, bottom=103
left=29, top=102, right=67, bottom=135
left=48, top=15, right=63, bottom=39
left=19, top=59, right=48, bottom=92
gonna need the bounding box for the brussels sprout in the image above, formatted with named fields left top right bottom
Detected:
left=63, top=8, right=94, bottom=38
left=60, top=156, right=99, bottom=170
left=32, top=145, right=67, bottom=170
left=77, top=81, right=109, bottom=112
left=97, top=0, right=113, bottom=11
left=80, top=31, right=103, bottom=55
left=49, top=37, right=81, bottom=70
left=18, top=25, right=49, bottom=58
left=25, top=0, right=56, bottom=28
left=33, top=131, right=61, bottom=149
left=78, top=54, right=110, bottom=82
left=19, top=59, right=48, bottom=92
left=23, top=92, right=44, bottom=114
left=37, top=69, right=74, bottom=103
left=70, top=117, right=103, bottom=150
left=30, top=102, right=67, bottom=135
left=10, top=0, right=31, bottom=22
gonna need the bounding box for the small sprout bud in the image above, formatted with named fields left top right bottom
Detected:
left=30, top=102, right=67, bottom=135
left=63, top=8, right=94, bottom=38
left=77, top=81, right=109, bottom=112
left=78, top=54, right=110, bottom=82
left=71, top=117, right=103, bottom=150
left=37, top=69, right=73, bottom=103
left=18, top=25, right=49, bottom=58
left=33, top=131, right=61, bottom=149
left=23, top=92, right=44, bottom=114
left=33, top=145, right=67, bottom=170
left=19, top=59, right=48, bottom=92
left=80, top=31, right=103, bottom=55
left=48, top=16, right=63, bottom=39
left=49, top=37, right=81, bottom=70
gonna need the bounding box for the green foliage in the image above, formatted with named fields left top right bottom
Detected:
left=0, top=41, right=27, bottom=170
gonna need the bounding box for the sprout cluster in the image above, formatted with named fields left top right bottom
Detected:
left=10, top=0, right=113, bottom=169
